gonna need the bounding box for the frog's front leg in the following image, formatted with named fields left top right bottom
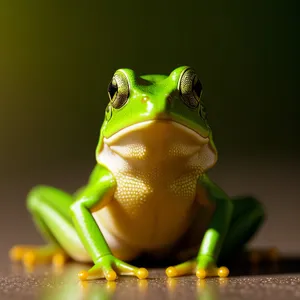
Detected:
left=166, top=174, right=233, bottom=279
left=71, top=166, right=148, bottom=281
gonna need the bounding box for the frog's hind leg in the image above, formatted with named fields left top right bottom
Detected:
left=9, top=185, right=90, bottom=267
left=218, top=196, right=265, bottom=263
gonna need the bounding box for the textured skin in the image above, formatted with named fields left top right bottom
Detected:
left=95, top=120, right=216, bottom=252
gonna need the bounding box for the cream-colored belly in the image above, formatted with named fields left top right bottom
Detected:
left=93, top=167, right=199, bottom=251
left=94, top=120, right=217, bottom=258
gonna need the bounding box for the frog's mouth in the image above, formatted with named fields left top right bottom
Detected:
left=99, top=120, right=217, bottom=171
left=103, top=120, right=209, bottom=147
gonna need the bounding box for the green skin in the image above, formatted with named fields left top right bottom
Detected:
left=24, top=66, right=265, bottom=280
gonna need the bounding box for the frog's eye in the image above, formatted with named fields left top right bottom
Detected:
left=179, top=68, right=202, bottom=109
left=107, top=72, right=129, bottom=109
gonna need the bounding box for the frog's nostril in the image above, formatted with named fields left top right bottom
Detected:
left=141, top=96, right=149, bottom=103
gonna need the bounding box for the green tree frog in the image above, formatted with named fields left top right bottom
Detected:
left=10, top=66, right=265, bottom=281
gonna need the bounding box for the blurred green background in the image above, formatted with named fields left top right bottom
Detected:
left=0, top=1, right=299, bottom=260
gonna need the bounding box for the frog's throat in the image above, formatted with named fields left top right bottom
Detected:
left=98, top=120, right=217, bottom=172
left=103, top=120, right=209, bottom=147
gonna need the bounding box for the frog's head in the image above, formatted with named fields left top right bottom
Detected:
left=96, top=66, right=217, bottom=171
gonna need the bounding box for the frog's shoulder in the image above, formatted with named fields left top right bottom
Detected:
left=88, top=164, right=115, bottom=185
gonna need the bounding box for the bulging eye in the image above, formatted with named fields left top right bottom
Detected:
left=179, top=68, right=202, bottom=109
left=107, top=72, right=129, bottom=109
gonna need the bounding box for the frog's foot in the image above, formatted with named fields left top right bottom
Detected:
left=195, top=266, right=229, bottom=279
left=9, top=245, right=68, bottom=268
left=166, top=260, right=197, bottom=278
left=78, top=255, right=148, bottom=281
left=166, top=259, right=229, bottom=279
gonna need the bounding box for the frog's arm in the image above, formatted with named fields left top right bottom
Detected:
left=196, top=174, right=233, bottom=268
left=166, top=173, right=233, bottom=279
left=70, top=165, right=149, bottom=281
left=70, top=164, right=116, bottom=263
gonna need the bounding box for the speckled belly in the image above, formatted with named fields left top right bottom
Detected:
left=93, top=169, right=199, bottom=251
left=94, top=120, right=217, bottom=254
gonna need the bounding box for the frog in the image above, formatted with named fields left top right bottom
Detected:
left=9, top=66, right=265, bottom=281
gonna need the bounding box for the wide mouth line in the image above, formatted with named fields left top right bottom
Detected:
left=103, top=119, right=208, bottom=145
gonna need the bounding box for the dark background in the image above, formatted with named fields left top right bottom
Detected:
left=0, top=1, right=299, bottom=264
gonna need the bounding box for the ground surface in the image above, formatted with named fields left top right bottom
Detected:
left=1, top=259, right=300, bottom=300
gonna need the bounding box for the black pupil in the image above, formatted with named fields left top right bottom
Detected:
left=108, top=80, right=118, bottom=101
left=193, top=78, right=202, bottom=98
